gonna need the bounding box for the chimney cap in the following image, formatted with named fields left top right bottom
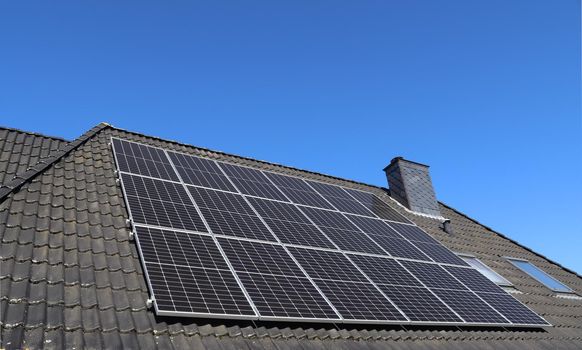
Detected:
left=383, top=157, right=430, bottom=171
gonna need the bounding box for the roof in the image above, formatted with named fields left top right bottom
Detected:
left=1, top=123, right=581, bottom=349
left=0, top=126, right=69, bottom=187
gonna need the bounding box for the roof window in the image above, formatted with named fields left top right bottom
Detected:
left=507, top=258, right=573, bottom=293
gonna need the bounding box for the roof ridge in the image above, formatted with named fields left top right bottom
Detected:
left=0, top=125, right=70, bottom=142
left=0, top=122, right=110, bottom=203
left=438, top=201, right=582, bottom=280
left=109, top=124, right=386, bottom=191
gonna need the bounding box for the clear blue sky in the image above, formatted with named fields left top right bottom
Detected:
left=2, top=1, right=581, bottom=273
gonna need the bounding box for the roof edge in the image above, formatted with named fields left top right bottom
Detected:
left=0, top=125, right=70, bottom=142
left=437, top=200, right=582, bottom=280
left=0, top=122, right=111, bottom=202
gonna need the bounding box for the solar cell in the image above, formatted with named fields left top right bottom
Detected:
left=318, top=226, right=386, bottom=255
left=217, top=238, right=305, bottom=277
left=413, top=241, right=469, bottom=266
left=167, top=151, right=237, bottom=192
left=444, top=266, right=505, bottom=294
left=288, top=247, right=368, bottom=282
left=219, top=163, right=289, bottom=201
left=477, top=292, right=549, bottom=325
left=344, top=189, right=411, bottom=223
left=431, top=289, right=508, bottom=324
left=265, top=173, right=335, bottom=209
left=348, top=255, right=423, bottom=287
left=112, top=138, right=179, bottom=181
left=368, top=235, right=432, bottom=261
left=313, top=279, right=407, bottom=321
left=400, top=261, right=468, bottom=290
left=121, top=173, right=207, bottom=232
left=377, top=285, right=462, bottom=322
left=187, top=186, right=276, bottom=241
left=237, top=272, right=340, bottom=319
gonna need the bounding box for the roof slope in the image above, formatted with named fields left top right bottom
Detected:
left=0, top=127, right=69, bottom=187
left=1, top=124, right=581, bottom=349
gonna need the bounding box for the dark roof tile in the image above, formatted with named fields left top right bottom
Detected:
left=22, top=326, right=45, bottom=350
left=4, top=302, right=26, bottom=327
left=119, top=331, right=141, bottom=350
left=1, top=326, right=25, bottom=350
left=98, top=307, right=117, bottom=332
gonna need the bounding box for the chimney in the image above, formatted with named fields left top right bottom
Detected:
left=383, top=157, right=441, bottom=217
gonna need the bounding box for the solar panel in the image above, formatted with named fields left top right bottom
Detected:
left=307, top=181, right=376, bottom=216
left=246, top=197, right=335, bottom=248
left=313, top=279, right=407, bottom=321
left=146, top=262, right=255, bottom=316
left=112, top=137, right=550, bottom=327
left=237, top=272, right=339, bottom=320
left=112, top=138, right=179, bottom=181
left=287, top=247, right=369, bottom=282
left=121, top=173, right=207, bottom=232
left=265, top=172, right=335, bottom=209
left=187, top=186, right=276, bottom=241
left=387, top=222, right=439, bottom=243
left=299, top=206, right=360, bottom=231
left=137, top=226, right=228, bottom=270
left=368, top=235, right=432, bottom=260
left=134, top=226, right=255, bottom=317
left=346, top=215, right=403, bottom=239
left=430, top=289, right=508, bottom=324
left=476, top=292, right=549, bottom=325
left=413, top=241, right=469, bottom=266
left=377, top=285, right=462, bottom=322
left=317, top=226, right=386, bottom=255
left=217, top=238, right=305, bottom=277
left=348, top=254, right=423, bottom=287
left=444, top=266, right=506, bottom=294
left=261, top=218, right=335, bottom=248
left=219, top=163, right=289, bottom=201
left=167, top=151, right=238, bottom=192
left=400, top=261, right=468, bottom=290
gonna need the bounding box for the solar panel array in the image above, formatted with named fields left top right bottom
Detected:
left=112, top=137, right=549, bottom=326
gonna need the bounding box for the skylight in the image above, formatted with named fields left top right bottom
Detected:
left=507, top=258, right=573, bottom=293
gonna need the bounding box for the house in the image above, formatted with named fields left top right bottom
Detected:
left=1, top=123, right=581, bottom=349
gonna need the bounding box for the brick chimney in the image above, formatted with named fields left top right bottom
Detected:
left=383, top=157, right=441, bottom=217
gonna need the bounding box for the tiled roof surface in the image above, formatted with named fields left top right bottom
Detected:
left=0, top=127, right=69, bottom=187
left=1, top=124, right=581, bottom=349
